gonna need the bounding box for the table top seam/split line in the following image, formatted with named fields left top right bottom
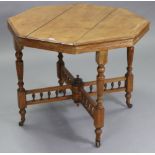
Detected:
left=26, top=4, right=77, bottom=38
left=73, top=8, right=118, bottom=45
left=27, top=4, right=117, bottom=45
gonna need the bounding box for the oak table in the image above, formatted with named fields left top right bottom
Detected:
left=8, top=3, right=150, bottom=147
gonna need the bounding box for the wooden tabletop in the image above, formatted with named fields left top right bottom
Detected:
left=8, top=3, right=150, bottom=54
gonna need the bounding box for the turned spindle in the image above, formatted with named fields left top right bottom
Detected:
left=48, top=91, right=51, bottom=99
left=104, top=83, right=107, bottom=90
left=32, top=93, right=35, bottom=101
left=55, top=90, right=59, bottom=97
left=89, top=85, right=93, bottom=93
left=40, top=92, right=43, bottom=100
left=63, top=90, right=66, bottom=96
left=111, top=82, right=114, bottom=89
left=118, top=81, right=121, bottom=88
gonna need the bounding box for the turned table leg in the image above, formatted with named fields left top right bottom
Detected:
left=125, top=47, right=134, bottom=108
left=94, top=50, right=108, bottom=147
left=14, top=40, right=26, bottom=126
left=57, top=52, right=65, bottom=87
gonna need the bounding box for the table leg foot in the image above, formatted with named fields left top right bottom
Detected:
left=95, top=128, right=102, bottom=148
left=127, top=104, right=133, bottom=108
left=19, top=109, right=26, bottom=126
left=126, top=93, right=133, bottom=108
left=19, top=122, right=24, bottom=126
left=96, top=140, right=101, bottom=148
left=75, top=102, right=80, bottom=107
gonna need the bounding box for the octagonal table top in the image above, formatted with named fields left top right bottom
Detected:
left=8, top=3, right=150, bottom=54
